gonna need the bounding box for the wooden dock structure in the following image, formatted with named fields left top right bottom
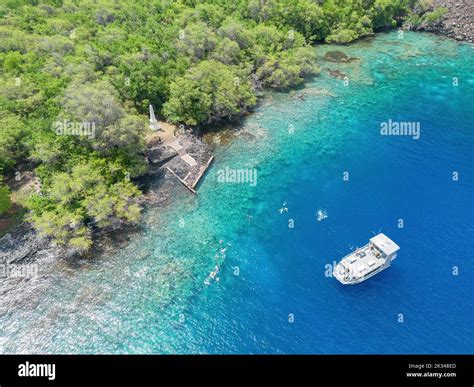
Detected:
left=192, top=156, right=214, bottom=189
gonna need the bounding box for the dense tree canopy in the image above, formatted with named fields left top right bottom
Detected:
left=28, top=160, right=141, bottom=253
left=0, top=0, right=420, bottom=252
left=163, top=60, right=256, bottom=125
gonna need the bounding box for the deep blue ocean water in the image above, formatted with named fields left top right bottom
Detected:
left=1, top=31, right=473, bottom=354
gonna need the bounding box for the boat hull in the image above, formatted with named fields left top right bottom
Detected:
left=334, top=263, right=391, bottom=285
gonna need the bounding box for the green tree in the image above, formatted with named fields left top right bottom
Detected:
left=2, top=51, right=23, bottom=73
left=257, top=47, right=318, bottom=89
left=0, top=178, right=11, bottom=215
left=211, top=38, right=242, bottom=65
left=163, top=60, right=256, bottom=125
left=326, top=27, right=360, bottom=44
left=28, top=160, right=142, bottom=253
left=0, top=112, right=25, bottom=171
left=61, top=81, right=124, bottom=130
left=175, top=22, right=217, bottom=62
left=60, top=80, right=146, bottom=166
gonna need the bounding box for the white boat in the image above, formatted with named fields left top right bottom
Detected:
left=333, top=233, right=400, bottom=285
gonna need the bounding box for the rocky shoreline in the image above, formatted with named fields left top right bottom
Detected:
left=406, top=0, right=474, bottom=43
left=0, top=223, right=53, bottom=264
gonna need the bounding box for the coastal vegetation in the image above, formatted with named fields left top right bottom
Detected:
left=0, top=176, right=11, bottom=215
left=406, top=4, right=448, bottom=27
left=0, top=0, right=425, bottom=252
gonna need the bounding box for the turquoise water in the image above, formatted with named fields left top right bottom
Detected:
left=1, top=31, right=473, bottom=354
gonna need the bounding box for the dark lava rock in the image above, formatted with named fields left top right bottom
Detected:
left=0, top=223, right=57, bottom=264
left=324, top=51, right=359, bottom=63
left=325, top=68, right=347, bottom=79
left=406, top=0, right=474, bottom=43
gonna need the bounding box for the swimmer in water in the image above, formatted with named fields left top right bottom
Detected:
left=279, top=201, right=288, bottom=214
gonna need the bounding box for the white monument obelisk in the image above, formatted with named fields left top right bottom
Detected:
left=149, top=104, right=161, bottom=130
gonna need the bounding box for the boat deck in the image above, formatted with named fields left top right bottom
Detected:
left=340, top=243, right=386, bottom=277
